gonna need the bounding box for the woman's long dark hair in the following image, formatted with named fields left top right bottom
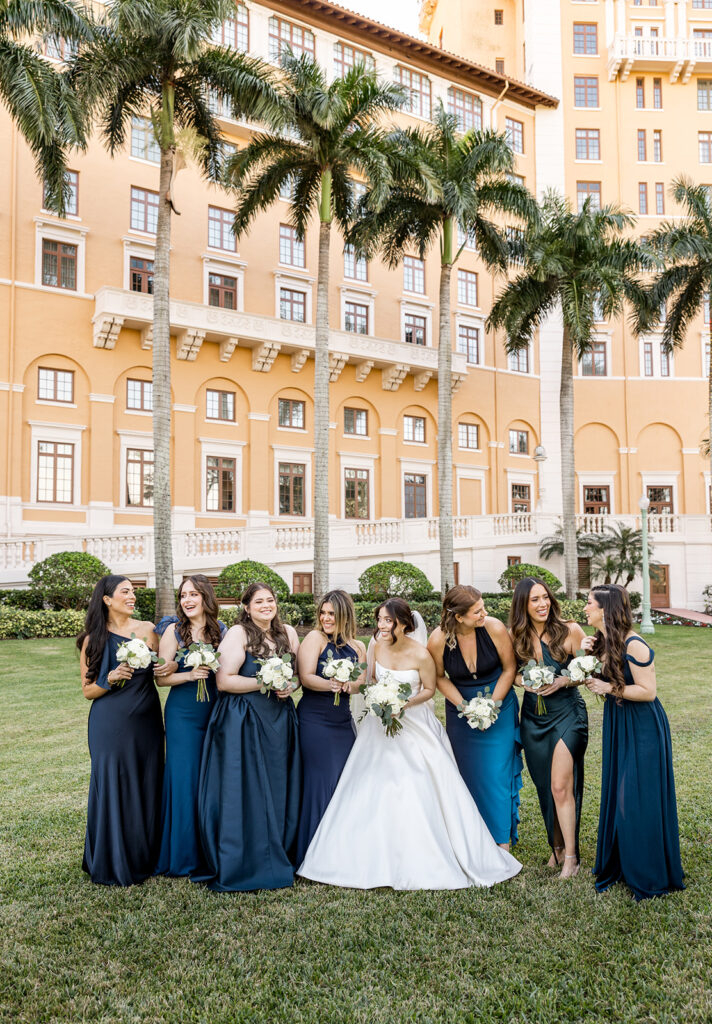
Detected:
left=239, top=581, right=291, bottom=657
left=176, top=575, right=222, bottom=649
left=76, top=574, right=130, bottom=682
left=373, top=597, right=415, bottom=645
left=509, top=577, right=570, bottom=665
left=590, top=584, right=633, bottom=698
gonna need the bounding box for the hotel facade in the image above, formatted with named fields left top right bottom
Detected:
left=1, top=0, right=710, bottom=606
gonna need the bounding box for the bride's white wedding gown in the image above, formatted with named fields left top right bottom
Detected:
left=298, top=662, right=522, bottom=890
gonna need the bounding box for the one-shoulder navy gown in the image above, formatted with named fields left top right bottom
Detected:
left=83, top=633, right=164, bottom=886
left=195, top=650, right=301, bottom=891
left=296, top=639, right=358, bottom=864
left=594, top=638, right=684, bottom=901
left=444, top=627, right=523, bottom=845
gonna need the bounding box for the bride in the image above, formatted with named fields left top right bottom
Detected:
left=298, top=597, right=522, bottom=890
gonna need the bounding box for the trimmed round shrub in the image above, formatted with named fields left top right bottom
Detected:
left=28, top=551, right=111, bottom=610
left=216, top=560, right=289, bottom=602
left=497, top=562, right=563, bottom=594
left=358, top=560, right=433, bottom=602
left=0, top=589, right=44, bottom=610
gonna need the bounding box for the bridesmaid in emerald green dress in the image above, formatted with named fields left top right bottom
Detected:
left=509, top=578, right=589, bottom=878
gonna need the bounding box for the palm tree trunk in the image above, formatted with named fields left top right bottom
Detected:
left=560, top=326, right=577, bottom=598
left=708, top=294, right=712, bottom=494
left=313, top=173, right=332, bottom=598
left=437, top=242, right=454, bottom=595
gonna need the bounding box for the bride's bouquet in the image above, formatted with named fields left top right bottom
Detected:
left=256, top=653, right=296, bottom=697
left=457, top=693, right=502, bottom=731
left=521, top=660, right=555, bottom=715
left=359, top=670, right=412, bottom=737
left=114, top=634, right=161, bottom=687
left=177, top=640, right=220, bottom=702
left=321, top=651, right=367, bottom=706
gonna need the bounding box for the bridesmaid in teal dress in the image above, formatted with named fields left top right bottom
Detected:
left=429, top=585, right=522, bottom=848
left=509, top=578, right=589, bottom=878
left=155, top=575, right=226, bottom=877
left=195, top=581, right=301, bottom=891
left=584, top=585, right=684, bottom=901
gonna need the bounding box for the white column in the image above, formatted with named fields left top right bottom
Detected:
left=616, top=0, right=626, bottom=36
left=665, top=1, right=675, bottom=38
left=679, top=0, right=688, bottom=36
left=605, top=0, right=616, bottom=47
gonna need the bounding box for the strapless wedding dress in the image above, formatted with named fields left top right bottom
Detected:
left=298, top=662, right=522, bottom=890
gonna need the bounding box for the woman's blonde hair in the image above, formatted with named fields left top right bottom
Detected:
left=440, top=585, right=483, bottom=649
left=317, top=589, right=357, bottom=648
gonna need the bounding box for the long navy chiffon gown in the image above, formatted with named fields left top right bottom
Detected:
left=195, top=650, right=301, bottom=891
left=444, top=627, right=523, bottom=846
left=83, top=633, right=164, bottom=886
left=594, top=638, right=684, bottom=901
left=295, top=639, right=358, bottom=864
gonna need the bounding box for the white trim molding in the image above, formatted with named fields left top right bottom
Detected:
left=337, top=450, right=378, bottom=520
left=577, top=472, right=616, bottom=516
left=199, top=438, right=246, bottom=515
left=201, top=253, right=247, bottom=311
left=34, top=216, right=88, bottom=294
left=28, top=420, right=85, bottom=507
left=272, top=443, right=314, bottom=519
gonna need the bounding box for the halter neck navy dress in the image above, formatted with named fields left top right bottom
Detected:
left=296, top=638, right=358, bottom=864
left=195, top=648, right=301, bottom=891
left=594, top=637, right=684, bottom=901
left=444, top=625, right=522, bottom=846
left=83, top=633, right=164, bottom=886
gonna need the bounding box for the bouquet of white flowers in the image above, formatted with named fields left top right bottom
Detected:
left=359, top=670, right=412, bottom=737
left=114, top=634, right=160, bottom=687
left=177, top=640, right=221, bottom=702
left=321, top=651, right=367, bottom=706
left=563, top=649, right=604, bottom=701
left=256, top=653, right=296, bottom=697
left=457, top=693, right=502, bottom=731
left=521, top=659, right=555, bottom=715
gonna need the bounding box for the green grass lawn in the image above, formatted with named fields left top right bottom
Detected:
left=1, top=627, right=711, bottom=1024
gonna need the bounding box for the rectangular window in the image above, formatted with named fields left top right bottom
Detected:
left=395, top=66, right=431, bottom=119
left=458, top=423, right=479, bottom=449
left=293, top=572, right=313, bottom=594
left=693, top=0, right=712, bottom=8
left=639, top=182, right=648, bottom=214
left=208, top=206, right=236, bottom=251
left=653, top=130, right=662, bottom=162
left=343, top=244, right=367, bottom=281
left=212, top=4, right=249, bottom=51
left=268, top=16, right=315, bottom=60
left=643, top=340, right=654, bottom=376
left=509, top=429, right=529, bottom=454
left=577, top=180, right=601, bottom=211
left=344, top=407, right=368, bottom=436
left=457, top=224, right=478, bottom=250
left=505, top=117, right=524, bottom=154
left=127, top=378, right=153, bottom=411
left=457, top=269, right=478, bottom=306
left=647, top=485, right=673, bottom=514
left=404, top=255, right=425, bottom=294
left=447, top=87, right=482, bottom=132
left=698, top=79, right=712, bottom=110
left=41, top=239, right=76, bottom=289
left=206, top=456, right=236, bottom=512
left=655, top=183, right=665, bottom=215
left=403, top=415, right=426, bottom=443
left=333, top=40, right=374, bottom=77
left=208, top=272, right=237, bottom=309
left=279, top=223, right=305, bottom=267
left=573, top=23, right=597, bottom=54
left=494, top=8, right=503, bottom=24
left=404, top=473, right=427, bottom=518
left=37, top=367, right=74, bottom=403
left=130, top=186, right=159, bottom=233
left=584, top=486, right=610, bottom=514
left=636, top=77, right=645, bottom=109
left=130, top=117, right=160, bottom=163
left=37, top=441, right=73, bottom=503
left=280, top=288, right=306, bottom=322
left=637, top=129, right=647, bottom=161
left=496, top=59, right=505, bottom=74
left=44, top=36, right=76, bottom=61
left=126, top=448, right=154, bottom=507
left=206, top=388, right=235, bottom=421
left=344, top=301, right=369, bottom=334
left=574, top=76, right=598, bottom=107
left=404, top=313, right=427, bottom=346
left=660, top=344, right=670, bottom=377
left=511, top=483, right=531, bottom=513
left=653, top=78, right=662, bottom=109
left=44, top=170, right=78, bottom=215
left=575, top=128, right=600, bottom=160
left=457, top=324, right=480, bottom=364
left=279, top=462, right=305, bottom=515
left=278, top=398, right=305, bottom=429
left=344, top=468, right=369, bottom=519
left=130, top=256, right=154, bottom=294
left=582, top=340, right=607, bottom=376
left=700, top=132, right=712, bottom=163
left=508, top=347, right=530, bottom=373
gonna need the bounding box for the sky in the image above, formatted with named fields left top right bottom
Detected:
left=336, top=0, right=422, bottom=36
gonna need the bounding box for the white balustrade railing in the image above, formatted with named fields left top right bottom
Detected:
left=275, top=525, right=313, bottom=550
left=0, top=539, right=38, bottom=571
left=491, top=513, right=534, bottom=536
left=575, top=513, right=610, bottom=535
left=354, top=520, right=401, bottom=545
left=183, top=529, right=241, bottom=559
left=640, top=512, right=680, bottom=535
left=85, top=534, right=149, bottom=564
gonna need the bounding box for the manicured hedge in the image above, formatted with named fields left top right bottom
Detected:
left=0, top=609, right=85, bottom=640
left=0, top=589, right=45, bottom=610
left=358, top=561, right=433, bottom=601
left=216, top=561, right=290, bottom=601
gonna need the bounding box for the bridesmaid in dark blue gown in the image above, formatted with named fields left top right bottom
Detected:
left=154, top=575, right=226, bottom=877
left=78, top=575, right=164, bottom=886
left=295, top=590, right=365, bottom=864
left=195, top=581, right=301, bottom=892
left=584, top=584, right=684, bottom=901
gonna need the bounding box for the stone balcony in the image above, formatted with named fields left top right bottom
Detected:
left=608, top=34, right=712, bottom=83
left=92, top=286, right=467, bottom=392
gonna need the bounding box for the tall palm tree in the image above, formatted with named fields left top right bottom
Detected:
left=593, top=521, right=652, bottom=587
left=487, top=192, right=650, bottom=598
left=1, top=0, right=91, bottom=213
left=350, top=104, right=534, bottom=594
left=226, top=53, right=405, bottom=598
left=69, top=0, right=275, bottom=616
left=538, top=522, right=601, bottom=562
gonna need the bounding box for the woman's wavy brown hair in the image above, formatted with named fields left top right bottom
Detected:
left=590, top=584, right=633, bottom=699
left=317, top=589, right=357, bottom=649
left=509, top=577, right=570, bottom=665
left=239, top=581, right=291, bottom=657
left=440, top=585, right=483, bottom=649
left=176, top=575, right=222, bottom=650
left=373, top=597, right=415, bottom=645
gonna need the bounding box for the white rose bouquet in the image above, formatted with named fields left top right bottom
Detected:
left=563, top=650, right=604, bottom=701
left=177, top=640, right=221, bottom=702
left=521, top=659, right=556, bottom=715
left=114, top=634, right=160, bottom=687
left=321, top=651, right=367, bottom=706
left=457, top=693, right=502, bottom=731
left=359, top=670, right=413, bottom=737
left=256, top=653, right=296, bottom=697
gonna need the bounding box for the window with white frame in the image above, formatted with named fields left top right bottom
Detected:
left=333, top=41, right=374, bottom=77
left=279, top=224, right=305, bottom=267
left=37, top=441, right=74, bottom=502
left=508, top=346, right=530, bottom=373
left=404, top=255, right=425, bottom=294
left=505, top=117, right=524, bottom=154
left=38, top=367, right=74, bottom=403
left=343, top=244, right=367, bottom=282
left=43, top=170, right=78, bottom=215
left=511, top=482, right=531, bottom=512
left=458, top=422, right=479, bottom=449
left=41, top=239, right=77, bottom=289
left=278, top=398, right=305, bottom=429
left=581, top=340, right=607, bottom=376
left=447, top=87, right=482, bottom=132
left=395, top=66, right=431, bottom=119
left=344, top=301, right=369, bottom=334
left=576, top=128, right=600, bottom=161
left=130, top=187, right=159, bottom=233
left=509, top=428, right=529, bottom=454
left=403, top=414, right=426, bottom=443
left=206, top=456, right=236, bottom=512
left=206, top=388, right=235, bottom=421
left=280, top=288, right=306, bottom=322
left=212, top=5, right=248, bottom=51
left=127, top=378, right=153, bottom=411
left=641, top=338, right=673, bottom=377
left=344, top=468, right=370, bottom=519
left=344, top=407, right=368, bottom=436
left=131, top=117, right=160, bottom=163
left=208, top=272, right=237, bottom=309
left=404, top=312, right=426, bottom=345
left=268, top=15, right=314, bottom=60
left=457, top=324, right=480, bottom=363
left=457, top=269, right=478, bottom=306
left=208, top=206, right=236, bottom=251
left=126, top=448, right=154, bottom=506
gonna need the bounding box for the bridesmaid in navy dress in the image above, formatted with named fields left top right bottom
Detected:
left=78, top=575, right=165, bottom=886
left=429, top=585, right=522, bottom=849
left=195, top=581, right=301, bottom=891
left=155, top=575, right=226, bottom=877
left=584, top=584, right=684, bottom=901
left=295, top=589, right=365, bottom=863
left=509, top=578, right=589, bottom=878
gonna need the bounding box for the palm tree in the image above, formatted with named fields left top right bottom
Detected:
left=225, top=53, right=405, bottom=598
left=593, top=521, right=651, bottom=587
left=487, top=192, right=650, bottom=598
left=69, top=0, right=275, bottom=617
left=0, top=0, right=91, bottom=213
left=350, top=104, right=534, bottom=594
left=538, top=522, right=602, bottom=561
